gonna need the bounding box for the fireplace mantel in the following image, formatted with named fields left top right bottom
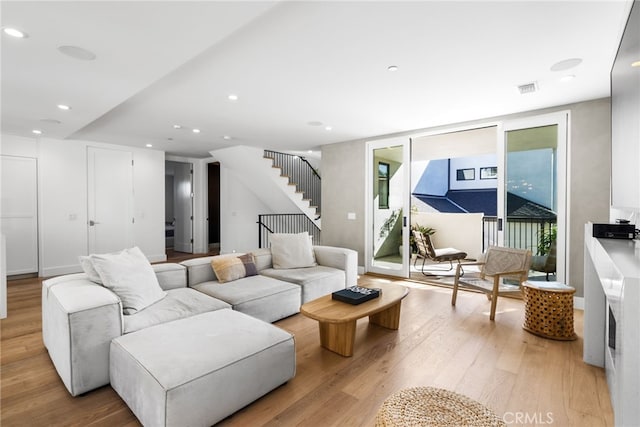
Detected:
left=584, top=223, right=640, bottom=426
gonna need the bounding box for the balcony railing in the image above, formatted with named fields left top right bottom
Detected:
left=257, top=214, right=321, bottom=248
left=482, top=216, right=556, bottom=254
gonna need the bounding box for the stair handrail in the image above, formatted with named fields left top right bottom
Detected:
left=264, top=150, right=321, bottom=215
left=264, top=150, right=321, bottom=179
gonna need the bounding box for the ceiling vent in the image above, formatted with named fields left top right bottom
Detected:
left=517, top=82, right=538, bottom=94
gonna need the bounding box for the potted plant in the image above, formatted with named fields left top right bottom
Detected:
left=537, top=225, right=557, bottom=256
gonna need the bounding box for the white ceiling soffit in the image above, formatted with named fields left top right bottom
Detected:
left=1, top=1, right=279, bottom=141
left=1, top=1, right=633, bottom=158
left=412, top=126, right=498, bottom=161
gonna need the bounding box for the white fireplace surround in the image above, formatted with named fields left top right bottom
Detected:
left=583, top=223, right=640, bottom=426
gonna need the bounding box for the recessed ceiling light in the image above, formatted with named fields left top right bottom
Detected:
left=560, top=74, right=575, bottom=82
left=632, top=60, right=640, bottom=68
left=307, top=150, right=313, bottom=154
left=228, top=94, right=238, bottom=101
left=3, top=27, right=28, bottom=38
left=57, top=104, right=71, bottom=110
left=32, top=129, right=42, bottom=135
left=173, top=124, right=182, bottom=129
left=192, top=129, right=201, bottom=134
left=325, top=126, right=333, bottom=131
left=387, top=65, right=399, bottom=72
left=550, top=58, right=582, bottom=72
left=146, top=144, right=153, bottom=148
left=57, top=45, right=96, bottom=61
left=222, top=135, right=232, bottom=140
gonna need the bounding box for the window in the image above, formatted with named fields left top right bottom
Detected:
left=456, top=168, right=475, bottom=181
left=378, top=162, right=390, bottom=209
left=480, top=166, right=498, bottom=179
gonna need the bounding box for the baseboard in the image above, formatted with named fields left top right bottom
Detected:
left=358, top=266, right=365, bottom=275
left=574, top=296, right=584, bottom=310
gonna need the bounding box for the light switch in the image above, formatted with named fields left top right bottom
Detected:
left=347, top=212, right=356, bottom=220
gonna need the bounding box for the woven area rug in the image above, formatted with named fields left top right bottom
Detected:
left=375, top=387, right=505, bottom=427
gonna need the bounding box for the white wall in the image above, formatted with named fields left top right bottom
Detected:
left=449, top=154, right=497, bottom=190
left=1, top=133, right=166, bottom=277
left=412, top=212, right=484, bottom=260
left=132, top=149, right=165, bottom=261
left=219, top=164, right=273, bottom=254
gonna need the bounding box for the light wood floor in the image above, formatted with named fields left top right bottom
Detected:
left=1, top=275, right=613, bottom=426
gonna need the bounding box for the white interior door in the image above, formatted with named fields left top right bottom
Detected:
left=172, top=162, right=193, bottom=253
left=0, top=156, right=38, bottom=275
left=366, top=138, right=411, bottom=277
left=87, top=147, right=133, bottom=254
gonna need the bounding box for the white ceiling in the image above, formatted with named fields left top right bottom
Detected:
left=1, top=1, right=633, bottom=158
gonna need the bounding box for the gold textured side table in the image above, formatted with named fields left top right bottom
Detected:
left=522, top=281, right=577, bottom=340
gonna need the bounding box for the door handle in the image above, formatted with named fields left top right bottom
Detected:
left=89, top=220, right=101, bottom=226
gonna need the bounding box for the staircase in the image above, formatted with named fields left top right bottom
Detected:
left=209, top=146, right=321, bottom=229
left=263, top=150, right=321, bottom=219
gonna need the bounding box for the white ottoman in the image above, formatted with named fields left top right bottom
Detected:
left=110, top=309, right=296, bottom=426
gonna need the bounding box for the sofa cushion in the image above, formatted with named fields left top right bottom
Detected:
left=123, top=288, right=230, bottom=334
left=260, top=265, right=346, bottom=303
left=210, top=254, right=258, bottom=283
left=270, top=232, right=316, bottom=269
left=192, top=275, right=300, bottom=323
left=251, top=248, right=273, bottom=271
left=79, top=255, right=103, bottom=284
left=90, top=247, right=166, bottom=315
left=181, top=255, right=220, bottom=286
left=151, top=263, right=187, bottom=290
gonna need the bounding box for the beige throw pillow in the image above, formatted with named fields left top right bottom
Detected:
left=90, top=247, right=166, bottom=315
left=270, top=232, right=317, bottom=269
left=210, top=253, right=258, bottom=283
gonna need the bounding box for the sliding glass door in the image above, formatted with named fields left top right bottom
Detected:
left=500, top=112, right=567, bottom=282
left=366, top=138, right=410, bottom=277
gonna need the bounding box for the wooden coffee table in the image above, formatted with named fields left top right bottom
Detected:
left=300, top=283, right=409, bottom=357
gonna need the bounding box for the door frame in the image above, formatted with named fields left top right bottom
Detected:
left=165, top=160, right=194, bottom=253
left=365, top=137, right=411, bottom=277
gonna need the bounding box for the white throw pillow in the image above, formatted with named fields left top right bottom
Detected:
left=90, top=247, right=166, bottom=314
left=79, top=255, right=103, bottom=284
left=270, top=232, right=317, bottom=269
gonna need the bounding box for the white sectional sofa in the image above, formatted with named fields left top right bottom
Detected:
left=42, top=263, right=229, bottom=396
left=41, top=243, right=357, bottom=425
left=182, top=246, right=357, bottom=322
